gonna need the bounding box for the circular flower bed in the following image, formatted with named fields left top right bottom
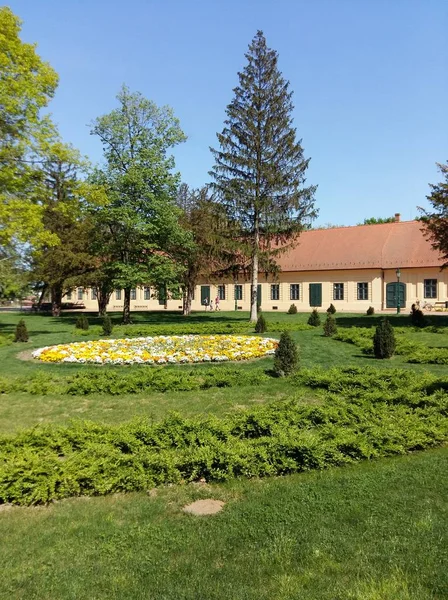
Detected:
left=32, top=335, right=278, bottom=365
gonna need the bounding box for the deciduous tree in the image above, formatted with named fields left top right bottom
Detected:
left=90, top=86, right=190, bottom=323
left=175, top=184, right=239, bottom=316
left=0, top=7, right=59, bottom=248
left=420, top=161, right=448, bottom=268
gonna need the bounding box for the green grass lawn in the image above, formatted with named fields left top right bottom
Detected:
left=1, top=448, right=447, bottom=600
left=1, top=309, right=447, bottom=598
left=0, top=310, right=447, bottom=432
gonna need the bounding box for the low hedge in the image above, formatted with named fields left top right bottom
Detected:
left=0, top=366, right=447, bottom=505
left=0, top=366, right=271, bottom=396
left=73, top=321, right=313, bottom=337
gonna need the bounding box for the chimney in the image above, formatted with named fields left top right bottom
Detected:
left=394, top=213, right=401, bottom=222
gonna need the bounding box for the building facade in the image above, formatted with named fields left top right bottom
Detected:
left=66, top=220, right=447, bottom=313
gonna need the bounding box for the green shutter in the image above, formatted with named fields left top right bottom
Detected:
left=386, top=283, right=406, bottom=308
left=309, top=283, right=322, bottom=307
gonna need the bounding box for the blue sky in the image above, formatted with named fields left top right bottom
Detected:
left=10, top=0, right=447, bottom=225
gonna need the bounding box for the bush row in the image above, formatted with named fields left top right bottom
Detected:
left=1, top=366, right=447, bottom=505
left=0, top=334, right=13, bottom=348
left=73, top=321, right=313, bottom=337
left=0, top=366, right=272, bottom=396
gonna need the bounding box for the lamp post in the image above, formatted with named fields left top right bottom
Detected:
left=396, top=268, right=401, bottom=314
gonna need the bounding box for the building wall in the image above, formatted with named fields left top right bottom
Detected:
left=65, top=267, right=448, bottom=313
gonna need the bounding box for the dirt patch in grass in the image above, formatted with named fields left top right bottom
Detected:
left=182, top=499, right=225, bottom=516
left=16, top=350, right=35, bottom=361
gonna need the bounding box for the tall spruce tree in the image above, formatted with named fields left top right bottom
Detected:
left=210, top=30, right=317, bottom=322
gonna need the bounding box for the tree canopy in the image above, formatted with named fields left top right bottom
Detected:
left=0, top=6, right=59, bottom=248
left=420, top=161, right=448, bottom=268
left=210, top=30, right=317, bottom=321
left=89, top=86, right=191, bottom=323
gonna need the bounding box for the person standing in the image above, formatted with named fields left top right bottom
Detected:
left=209, top=299, right=214, bottom=311
left=215, top=295, right=220, bottom=311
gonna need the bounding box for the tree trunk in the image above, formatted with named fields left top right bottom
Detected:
left=250, top=227, right=259, bottom=322
left=97, top=289, right=109, bottom=317
left=37, top=283, right=48, bottom=308
left=182, top=284, right=193, bottom=316
left=122, top=287, right=131, bottom=324
left=51, top=283, right=63, bottom=317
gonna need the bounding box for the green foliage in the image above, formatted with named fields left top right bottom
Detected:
left=420, top=161, right=448, bottom=268
left=102, top=315, right=113, bottom=336
left=373, top=319, right=396, bottom=359
left=0, top=334, right=13, bottom=348
left=274, top=331, right=299, bottom=376
left=1, top=366, right=447, bottom=506
left=254, top=313, right=267, bottom=333
left=323, top=314, right=337, bottom=337
left=287, top=304, right=298, bottom=314
left=410, top=304, right=426, bottom=328
left=73, top=321, right=313, bottom=338
left=366, top=306, right=375, bottom=315
left=89, top=85, right=190, bottom=324
left=307, top=309, right=321, bottom=327
left=209, top=30, right=317, bottom=321
left=0, top=366, right=271, bottom=397
left=0, top=7, right=59, bottom=248
left=326, top=303, right=336, bottom=314
left=75, top=314, right=89, bottom=331
left=13, top=319, right=28, bottom=342
left=359, top=216, right=396, bottom=225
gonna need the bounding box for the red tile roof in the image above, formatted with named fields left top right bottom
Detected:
left=276, top=220, right=444, bottom=272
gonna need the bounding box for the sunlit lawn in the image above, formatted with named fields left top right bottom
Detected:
left=0, top=309, right=447, bottom=599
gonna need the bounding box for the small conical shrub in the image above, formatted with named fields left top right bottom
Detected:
left=102, top=315, right=113, bottom=336
left=323, top=314, right=337, bottom=337
left=274, top=331, right=299, bottom=376
left=76, top=314, right=89, bottom=330
left=14, top=319, right=29, bottom=342
left=255, top=313, right=267, bottom=333
left=373, top=318, right=396, bottom=359
left=326, top=303, right=336, bottom=314
left=366, top=306, right=375, bottom=316
left=287, top=304, right=298, bottom=314
left=307, top=309, right=321, bottom=327
left=410, top=304, right=426, bottom=328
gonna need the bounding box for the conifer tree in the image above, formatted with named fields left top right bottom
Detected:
left=210, top=31, right=317, bottom=322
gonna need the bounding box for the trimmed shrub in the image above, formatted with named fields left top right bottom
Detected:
left=366, top=306, right=375, bottom=316
left=274, top=331, right=299, bottom=376
left=323, top=314, right=337, bottom=337
left=373, top=318, right=396, bottom=359
left=287, top=304, right=298, bottom=315
left=307, top=309, right=321, bottom=327
left=1, top=366, right=447, bottom=506
left=102, top=315, right=113, bottom=336
left=255, top=313, right=267, bottom=333
left=410, top=304, right=426, bottom=328
left=75, top=314, right=89, bottom=330
left=326, top=303, right=336, bottom=314
left=13, top=319, right=29, bottom=343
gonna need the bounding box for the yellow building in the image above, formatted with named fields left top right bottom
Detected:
left=66, top=218, right=447, bottom=313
